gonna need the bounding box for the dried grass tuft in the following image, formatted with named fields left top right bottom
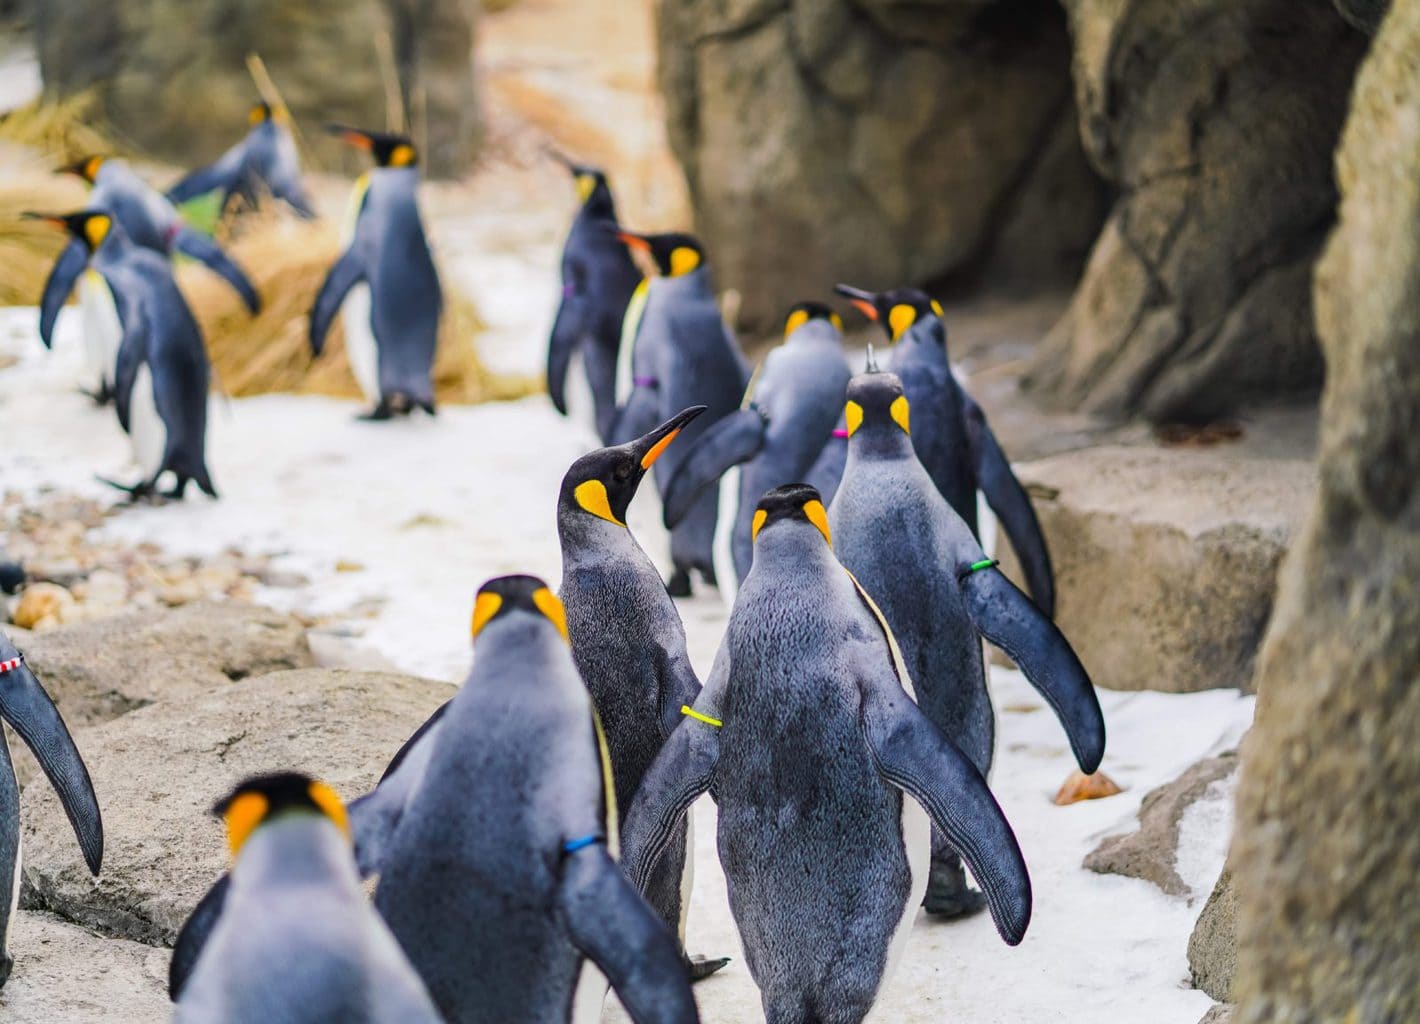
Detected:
left=0, top=169, right=89, bottom=306
left=0, top=92, right=120, bottom=166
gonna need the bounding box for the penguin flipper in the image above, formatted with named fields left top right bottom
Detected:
left=858, top=673, right=1031, bottom=946
left=655, top=644, right=702, bottom=740
left=39, top=239, right=89, bottom=349
left=166, top=144, right=243, bottom=207
left=0, top=653, right=103, bottom=874
left=310, top=248, right=366, bottom=357
left=661, top=408, right=766, bottom=529
left=959, top=564, right=1105, bottom=773
left=112, top=303, right=150, bottom=435
left=608, top=384, right=661, bottom=448
left=964, top=397, right=1056, bottom=617
left=348, top=706, right=448, bottom=878
left=168, top=872, right=230, bottom=1001
left=548, top=265, right=588, bottom=417
left=170, top=227, right=261, bottom=314
left=558, top=844, right=699, bottom=1024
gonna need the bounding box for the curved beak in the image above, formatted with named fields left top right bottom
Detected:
left=544, top=145, right=578, bottom=172
left=833, top=283, right=879, bottom=321
left=617, top=230, right=652, bottom=254
left=55, top=160, right=87, bottom=178
left=326, top=124, right=372, bottom=151
left=21, top=211, right=64, bottom=228
left=631, top=405, right=706, bottom=470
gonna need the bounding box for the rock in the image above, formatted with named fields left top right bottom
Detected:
left=1053, top=768, right=1123, bottom=805
left=994, top=445, right=1313, bottom=693
left=1232, top=4, right=1420, bottom=1019
left=1334, top=0, right=1390, bottom=31
left=18, top=602, right=313, bottom=728
left=70, top=569, right=127, bottom=609
left=1189, top=867, right=1237, bottom=1002
left=19, top=669, right=450, bottom=946
left=1199, top=1006, right=1235, bottom=1024
left=0, top=911, right=168, bottom=1021
left=1024, top=0, right=1368, bottom=422
left=655, top=0, right=1107, bottom=336
left=1085, top=750, right=1237, bottom=897
left=11, top=584, right=75, bottom=631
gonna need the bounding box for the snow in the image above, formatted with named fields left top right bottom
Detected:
left=0, top=301, right=1254, bottom=1023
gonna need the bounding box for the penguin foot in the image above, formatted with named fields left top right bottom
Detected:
left=685, top=953, right=731, bottom=982
left=358, top=402, right=394, bottom=421
left=665, top=568, right=693, bottom=598
left=922, top=860, right=988, bottom=919
left=79, top=385, right=112, bottom=406
left=96, top=475, right=164, bottom=504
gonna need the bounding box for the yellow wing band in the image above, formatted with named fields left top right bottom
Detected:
left=680, top=705, right=723, bottom=728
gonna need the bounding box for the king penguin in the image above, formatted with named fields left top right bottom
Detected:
left=174, top=772, right=442, bottom=1024
left=611, top=231, right=748, bottom=595
left=619, top=484, right=1032, bottom=1024
left=546, top=154, right=643, bottom=442
left=556, top=406, right=728, bottom=980
left=0, top=631, right=103, bottom=988
left=835, top=284, right=1056, bottom=616
left=166, top=102, right=314, bottom=218
left=829, top=370, right=1105, bottom=917
left=310, top=125, right=441, bottom=420
left=29, top=210, right=218, bottom=500
left=39, top=155, right=259, bottom=402
left=661, top=301, right=851, bottom=604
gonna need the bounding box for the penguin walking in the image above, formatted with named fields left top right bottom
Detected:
left=0, top=632, right=103, bottom=988
left=661, top=302, right=851, bottom=603
left=166, top=102, right=314, bottom=218
left=546, top=154, right=643, bottom=442
left=611, top=232, right=748, bottom=595
left=174, top=773, right=442, bottom=1023
left=829, top=371, right=1104, bottom=917
left=620, top=485, right=1031, bottom=1024
left=835, top=284, right=1056, bottom=616
left=310, top=126, right=441, bottom=420
left=29, top=210, right=217, bottom=500
left=557, top=407, right=728, bottom=980
left=39, top=156, right=259, bottom=402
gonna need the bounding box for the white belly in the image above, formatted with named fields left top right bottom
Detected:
left=881, top=796, right=932, bottom=997
left=713, top=465, right=740, bottom=610
left=79, top=271, right=122, bottom=393
left=129, top=363, right=166, bottom=479
left=342, top=284, right=379, bottom=404
left=563, top=346, right=598, bottom=440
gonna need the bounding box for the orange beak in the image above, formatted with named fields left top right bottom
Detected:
left=617, top=232, right=652, bottom=253
left=849, top=299, right=878, bottom=321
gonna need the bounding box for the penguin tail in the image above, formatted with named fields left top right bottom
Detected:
left=418, top=397, right=436, bottom=416
left=193, top=466, right=219, bottom=499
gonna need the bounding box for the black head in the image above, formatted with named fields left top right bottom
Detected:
left=834, top=284, right=944, bottom=342
left=751, top=483, right=832, bottom=548
left=248, top=101, right=278, bottom=126
left=548, top=149, right=610, bottom=205
left=560, top=407, right=705, bottom=528
left=783, top=301, right=843, bottom=339
left=844, top=371, right=911, bottom=439
left=327, top=124, right=418, bottom=168
left=617, top=231, right=705, bottom=277
left=58, top=155, right=105, bottom=184
left=23, top=208, right=115, bottom=252
left=212, top=771, right=348, bottom=857
left=470, top=573, right=567, bottom=643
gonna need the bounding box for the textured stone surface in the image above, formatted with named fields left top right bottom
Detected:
left=655, top=0, right=1107, bottom=335
left=994, top=445, right=1314, bottom=692
left=19, top=669, right=449, bottom=946
left=1189, top=867, right=1237, bottom=1002
left=1025, top=0, right=1367, bottom=422
left=1199, top=1006, right=1236, bottom=1024
left=1233, top=2, right=1420, bottom=1019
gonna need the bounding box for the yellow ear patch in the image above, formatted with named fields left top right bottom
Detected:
left=471, top=591, right=503, bottom=638
left=641, top=429, right=680, bottom=469
left=532, top=587, right=569, bottom=641
left=85, top=156, right=105, bottom=181
left=574, top=479, right=624, bottom=526
left=576, top=174, right=596, bottom=203
left=803, top=500, right=832, bottom=546
left=830, top=312, right=843, bottom=331
left=891, top=395, right=911, bottom=434
left=784, top=309, right=810, bottom=337
left=83, top=214, right=111, bottom=250
left=751, top=508, right=768, bottom=542
left=888, top=304, right=917, bottom=341
left=390, top=144, right=416, bottom=167
left=669, top=246, right=701, bottom=276
left=223, top=791, right=268, bottom=857
left=844, top=400, right=864, bottom=438
left=307, top=781, right=350, bottom=840
left=248, top=104, right=267, bottom=125
left=930, top=299, right=945, bottom=318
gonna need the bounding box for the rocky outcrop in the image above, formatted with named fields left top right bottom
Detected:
left=1190, top=867, right=1237, bottom=1002
left=1232, top=2, right=1420, bottom=1019
left=0, top=911, right=167, bottom=1021
left=655, top=0, right=1107, bottom=336
left=1023, top=0, right=1369, bottom=422
left=1199, top=1006, right=1235, bottom=1024
left=993, top=444, right=1314, bottom=692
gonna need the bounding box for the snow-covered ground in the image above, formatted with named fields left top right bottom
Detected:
left=0, top=303, right=1253, bottom=1023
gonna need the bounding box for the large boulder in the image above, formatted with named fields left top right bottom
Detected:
left=0, top=911, right=168, bottom=1021
left=993, top=444, right=1314, bottom=692
left=1189, top=867, right=1238, bottom=1002
left=1233, top=2, right=1420, bottom=1019
left=1024, top=0, right=1368, bottom=422
left=655, top=0, right=1107, bottom=337
left=19, top=669, right=450, bottom=946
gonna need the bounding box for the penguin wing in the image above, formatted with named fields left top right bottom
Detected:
left=309, top=247, right=366, bottom=356
left=38, top=238, right=90, bottom=349
left=557, top=843, right=699, bottom=1024
left=168, top=873, right=230, bottom=1001
left=964, top=396, right=1056, bottom=617
left=858, top=661, right=1031, bottom=946
left=655, top=643, right=702, bottom=740
left=547, top=259, right=589, bottom=416
left=661, top=408, right=767, bottom=529
left=0, top=655, right=103, bottom=874
left=165, top=143, right=244, bottom=206
left=169, top=227, right=261, bottom=314
left=347, top=707, right=447, bottom=878
left=112, top=298, right=150, bottom=434
left=958, top=563, right=1105, bottom=773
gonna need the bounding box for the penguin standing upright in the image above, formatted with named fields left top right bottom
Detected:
left=661, top=302, right=851, bottom=602
left=546, top=155, right=643, bottom=441
left=611, top=232, right=748, bottom=595
left=174, top=773, right=442, bottom=1023
left=38, top=156, right=259, bottom=402
left=0, top=632, right=103, bottom=987
left=620, top=485, right=1032, bottom=1024
left=166, top=102, right=314, bottom=217
left=830, top=371, right=1104, bottom=917
left=29, top=210, right=218, bottom=499
left=311, top=126, right=441, bottom=420
left=835, top=284, right=1056, bottom=615
left=556, top=407, right=727, bottom=980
